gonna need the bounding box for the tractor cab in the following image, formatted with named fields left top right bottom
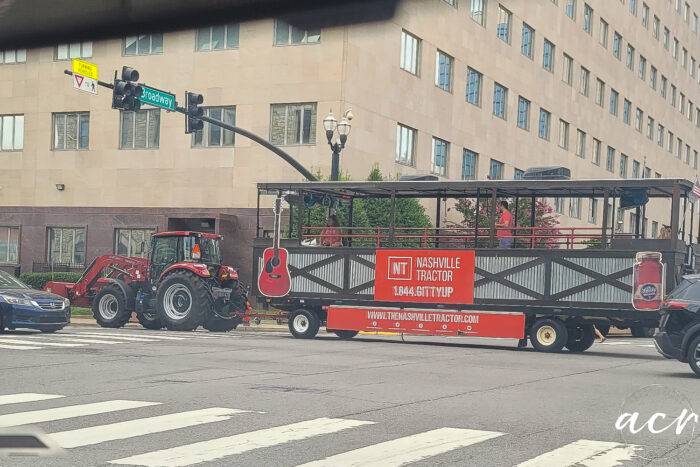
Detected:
left=149, top=231, right=223, bottom=283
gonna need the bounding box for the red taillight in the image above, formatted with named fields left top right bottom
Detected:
left=663, top=300, right=688, bottom=309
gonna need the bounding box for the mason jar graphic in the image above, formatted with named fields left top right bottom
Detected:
left=632, top=252, right=664, bottom=310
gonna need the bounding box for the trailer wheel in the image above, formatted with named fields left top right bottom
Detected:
left=156, top=271, right=209, bottom=331
left=686, top=335, right=700, bottom=378
left=631, top=326, right=655, bottom=338
left=92, top=285, right=131, bottom=328
left=530, top=318, right=568, bottom=353
left=288, top=309, right=319, bottom=339
left=564, top=324, right=595, bottom=353
left=334, top=330, right=359, bottom=339
left=137, top=312, right=163, bottom=330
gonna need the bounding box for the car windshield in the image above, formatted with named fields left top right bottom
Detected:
left=667, top=279, right=700, bottom=301
left=0, top=270, right=30, bottom=290
left=183, top=236, right=221, bottom=266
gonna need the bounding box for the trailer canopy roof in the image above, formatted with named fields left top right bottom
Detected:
left=258, top=178, right=693, bottom=199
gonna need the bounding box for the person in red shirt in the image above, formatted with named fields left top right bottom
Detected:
left=496, top=201, right=514, bottom=248
left=319, top=214, right=343, bottom=247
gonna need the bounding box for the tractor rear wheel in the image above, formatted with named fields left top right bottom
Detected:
left=137, top=312, right=163, bottom=330
left=156, top=271, right=210, bottom=331
left=92, top=285, right=131, bottom=328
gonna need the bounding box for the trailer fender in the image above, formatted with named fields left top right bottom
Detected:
left=680, top=323, right=700, bottom=362
left=103, top=278, right=135, bottom=310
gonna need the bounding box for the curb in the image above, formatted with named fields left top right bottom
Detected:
left=68, top=318, right=288, bottom=332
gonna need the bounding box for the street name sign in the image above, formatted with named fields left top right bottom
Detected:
left=72, top=58, right=98, bottom=80
left=139, top=86, right=176, bottom=111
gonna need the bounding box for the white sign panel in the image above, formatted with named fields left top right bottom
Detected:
left=73, top=74, right=97, bottom=95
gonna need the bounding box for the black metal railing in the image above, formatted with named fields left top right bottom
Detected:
left=32, top=262, right=85, bottom=273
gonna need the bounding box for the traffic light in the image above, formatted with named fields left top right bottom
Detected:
left=185, top=91, right=204, bottom=134
left=112, top=66, right=143, bottom=111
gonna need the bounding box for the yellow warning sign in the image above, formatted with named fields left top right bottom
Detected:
left=72, top=59, right=98, bottom=80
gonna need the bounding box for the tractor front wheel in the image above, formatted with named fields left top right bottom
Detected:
left=156, top=271, right=210, bottom=331
left=92, top=285, right=131, bottom=328
left=137, top=312, right=163, bottom=330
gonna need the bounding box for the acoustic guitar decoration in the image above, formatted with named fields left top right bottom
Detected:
left=258, top=195, right=291, bottom=297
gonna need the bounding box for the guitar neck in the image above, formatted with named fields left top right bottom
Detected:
left=273, top=197, right=282, bottom=255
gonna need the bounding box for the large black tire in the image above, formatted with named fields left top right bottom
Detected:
left=136, top=312, right=163, bottom=330
left=156, top=271, right=210, bottom=331
left=334, top=330, right=359, bottom=339
left=530, top=318, right=568, bottom=352
left=92, top=285, right=131, bottom=328
left=40, top=326, right=63, bottom=333
left=565, top=324, right=595, bottom=352
left=288, top=308, right=320, bottom=339
left=202, top=316, right=238, bottom=332
left=631, top=326, right=655, bottom=337
left=597, top=325, right=610, bottom=337
left=687, top=335, right=700, bottom=378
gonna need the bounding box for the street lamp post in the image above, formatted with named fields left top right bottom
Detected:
left=323, top=109, right=352, bottom=181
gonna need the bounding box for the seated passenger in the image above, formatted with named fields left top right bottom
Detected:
left=320, top=215, right=343, bottom=247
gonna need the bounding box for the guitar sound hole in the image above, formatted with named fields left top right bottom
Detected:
left=271, top=257, right=280, bottom=267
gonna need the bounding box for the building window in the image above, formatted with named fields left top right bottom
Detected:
left=632, top=160, right=640, bottom=178
left=599, top=18, right=608, bottom=48
left=643, top=167, right=651, bottom=179
left=492, top=83, right=508, bottom=119
left=638, top=55, right=646, bottom=80
left=661, top=75, right=667, bottom=98
left=55, top=41, right=92, bottom=60
left=462, top=149, right=478, bottom=180
left=273, top=20, right=319, bottom=45
left=609, top=89, right=619, bottom=116
left=470, top=0, right=487, bottom=26
left=539, top=109, right=551, bottom=140
left=613, top=32, right=622, bottom=59
left=592, top=138, right=601, bottom=165
left=431, top=138, right=448, bottom=176
left=400, top=31, right=420, bottom=75
left=0, top=226, right=19, bottom=264
left=47, top=227, right=85, bottom=265
left=558, top=119, right=569, bottom=149
left=684, top=2, right=690, bottom=22
left=687, top=101, right=693, bottom=120
left=671, top=85, right=677, bottom=107
left=588, top=199, right=597, bottom=223
left=442, top=0, right=457, bottom=6
left=605, top=146, right=615, bottom=173
left=619, top=153, right=628, bottom=178
left=583, top=4, right=593, bottom=34
left=646, top=116, right=654, bottom=140
left=270, top=103, right=317, bottom=145
left=634, top=108, right=643, bottom=132
left=0, top=114, right=23, bottom=151
left=651, top=221, right=658, bottom=239
left=641, top=3, right=649, bottom=28
left=626, top=44, right=635, bottom=70
left=653, top=16, right=660, bottom=39
left=120, top=109, right=160, bottom=149
left=554, top=198, right=564, bottom=214
left=649, top=65, right=657, bottom=89
left=576, top=129, right=586, bottom=158
left=694, top=151, right=698, bottom=170
left=496, top=5, right=512, bottom=43
left=691, top=58, right=696, bottom=78
left=569, top=198, right=581, bottom=219
left=629, top=0, right=637, bottom=15
left=543, top=39, right=555, bottom=72
left=628, top=213, right=637, bottom=234
left=0, top=49, right=27, bottom=64
left=396, top=124, right=416, bottom=166
left=595, top=79, right=605, bottom=107
left=52, top=112, right=89, bottom=150
left=694, top=13, right=699, bottom=34
left=676, top=138, right=682, bottom=159
left=489, top=159, right=504, bottom=180
left=521, top=23, right=534, bottom=58
left=116, top=228, right=155, bottom=258
left=682, top=48, right=687, bottom=69
left=676, top=0, right=682, bottom=13
left=663, top=27, right=670, bottom=50
left=562, top=53, right=573, bottom=85
left=514, top=168, right=525, bottom=179
left=435, top=51, right=453, bottom=92
left=566, top=0, right=576, bottom=20
left=622, top=99, right=631, bottom=124
left=673, top=38, right=678, bottom=60
left=517, top=96, right=530, bottom=130
left=685, top=144, right=691, bottom=164
left=466, top=68, right=482, bottom=106
left=579, top=66, right=589, bottom=96
left=124, top=33, right=163, bottom=55
left=678, top=93, right=685, bottom=115
left=193, top=107, right=235, bottom=147
left=667, top=131, right=673, bottom=153
left=657, top=124, right=664, bottom=147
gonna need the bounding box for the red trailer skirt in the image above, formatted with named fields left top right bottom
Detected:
left=327, top=306, right=525, bottom=338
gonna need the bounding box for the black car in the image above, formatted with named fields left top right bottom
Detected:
left=0, top=270, right=70, bottom=333
left=654, top=275, right=700, bottom=377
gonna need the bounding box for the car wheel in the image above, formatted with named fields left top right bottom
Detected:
left=530, top=318, right=568, bottom=353
left=687, top=335, right=700, bottom=378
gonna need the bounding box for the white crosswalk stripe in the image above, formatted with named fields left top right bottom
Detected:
left=0, top=337, right=86, bottom=347
left=70, top=332, right=189, bottom=341
left=517, top=439, right=639, bottom=466
left=299, top=427, right=504, bottom=467
left=0, top=393, right=64, bottom=406
left=0, top=343, right=41, bottom=350
left=109, top=417, right=375, bottom=467
left=0, top=400, right=160, bottom=427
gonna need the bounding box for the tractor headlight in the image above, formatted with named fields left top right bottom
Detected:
left=1, top=296, right=33, bottom=306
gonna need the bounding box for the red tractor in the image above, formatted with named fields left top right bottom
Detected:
left=45, top=231, right=250, bottom=332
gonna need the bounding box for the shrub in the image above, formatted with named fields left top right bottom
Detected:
left=19, top=272, right=82, bottom=290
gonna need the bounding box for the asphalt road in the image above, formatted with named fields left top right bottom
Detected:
left=0, top=327, right=698, bottom=466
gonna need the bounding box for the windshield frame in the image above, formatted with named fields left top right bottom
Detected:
left=183, top=236, right=221, bottom=267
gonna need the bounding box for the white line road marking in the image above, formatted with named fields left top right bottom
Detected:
left=0, top=393, right=64, bottom=406
left=54, top=333, right=157, bottom=342
left=0, top=343, right=42, bottom=350
left=299, top=427, right=505, bottom=467
left=0, top=338, right=85, bottom=347
left=517, top=439, right=638, bottom=466
left=38, top=336, right=122, bottom=345
left=109, top=417, right=374, bottom=467
left=0, top=400, right=160, bottom=428
left=72, top=332, right=189, bottom=341
left=85, top=331, right=222, bottom=340
left=51, top=408, right=250, bottom=448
